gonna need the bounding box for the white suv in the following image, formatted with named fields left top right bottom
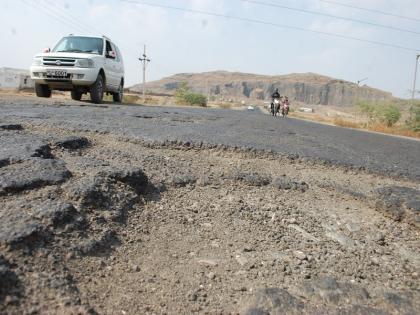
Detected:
left=30, top=35, right=124, bottom=104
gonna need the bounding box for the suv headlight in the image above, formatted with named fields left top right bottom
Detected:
left=32, top=57, right=43, bottom=66
left=75, top=59, right=94, bottom=68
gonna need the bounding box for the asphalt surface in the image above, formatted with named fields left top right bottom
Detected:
left=0, top=97, right=419, bottom=180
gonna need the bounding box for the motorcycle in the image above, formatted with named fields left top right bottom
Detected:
left=282, top=103, right=289, bottom=117
left=271, top=99, right=280, bottom=116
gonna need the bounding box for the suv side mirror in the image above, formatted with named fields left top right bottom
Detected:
left=107, top=51, right=116, bottom=59
left=43, top=47, right=51, bottom=53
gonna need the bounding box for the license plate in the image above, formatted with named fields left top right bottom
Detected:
left=46, top=69, right=67, bottom=77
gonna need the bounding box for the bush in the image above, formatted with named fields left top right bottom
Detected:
left=175, top=82, right=207, bottom=107
left=408, top=103, right=420, bottom=131
left=357, top=101, right=376, bottom=121
left=183, top=93, right=207, bottom=107
left=357, top=101, right=401, bottom=126
left=377, top=104, right=401, bottom=127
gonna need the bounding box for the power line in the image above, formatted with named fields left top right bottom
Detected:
left=242, top=0, right=420, bottom=36
left=22, top=0, right=153, bottom=87
left=37, top=1, right=93, bottom=34
left=21, top=0, right=88, bottom=34
left=42, top=0, right=104, bottom=35
left=23, top=0, right=106, bottom=37
left=42, top=0, right=134, bottom=56
left=120, top=0, right=420, bottom=52
left=318, top=0, right=420, bottom=23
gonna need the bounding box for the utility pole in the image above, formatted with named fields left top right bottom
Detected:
left=139, top=45, right=151, bottom=100
left=409, top=54, right=420, bottom=121
left=206, top=80, right=210, bottom=103
left=411, top=54, right=420, bottom=102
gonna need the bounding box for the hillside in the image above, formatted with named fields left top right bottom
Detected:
left=130, top=71, right=394, bottom=106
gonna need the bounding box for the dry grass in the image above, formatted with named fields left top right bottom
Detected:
left=367, top=123, right=420, bottom=139
left=291, top=112, right=420, bottom=139
left=123, top=94, right=141, bottom=104
left=332, top=117, right=360, bottom=129
left=216, top=103, right=233, bottom=109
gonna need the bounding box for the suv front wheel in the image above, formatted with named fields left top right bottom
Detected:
left=90, top=74, right=104, bottom=104
left=35, top=84, right=52, bottom=98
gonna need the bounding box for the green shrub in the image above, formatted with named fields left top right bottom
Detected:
left=356, top=101, right=377, bottom=121
left=357, top=101, right=401, bottom=126
left=377, top=104, right=401, bottom=127
left=408, top=103, right=420, bottom=131
left=183, top=92, right=207, bottom=107
left=175, top=82, right=207, bottom=107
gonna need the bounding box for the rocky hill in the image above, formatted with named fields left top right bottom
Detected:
left=130, top=71, right=394, bottom=106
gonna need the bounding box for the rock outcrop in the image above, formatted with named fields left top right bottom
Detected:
left=130, top=71, right=394, bottom=106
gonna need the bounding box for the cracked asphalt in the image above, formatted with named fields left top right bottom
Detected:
left=0, top=95, right=418, bottom=181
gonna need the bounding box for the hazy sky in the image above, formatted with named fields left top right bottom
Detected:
left=1, top=0, right=420, bottom=98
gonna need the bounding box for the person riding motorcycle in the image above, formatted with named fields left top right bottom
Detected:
left=270, top=89, right=281, bottom=116
left=282, top=96, right=290, bottom=117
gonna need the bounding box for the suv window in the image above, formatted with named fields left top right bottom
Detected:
left=53, top=36, right=103, bottom=55
left=105, top=41, right=113, bottom=57
left=116, top=46, right=123, bottom=63
left=111, top=43, right=121, bottom=62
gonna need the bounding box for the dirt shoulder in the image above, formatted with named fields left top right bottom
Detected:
left=0, top=122, right=419, bottom=314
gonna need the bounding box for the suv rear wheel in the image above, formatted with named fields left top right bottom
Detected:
left=71, top=89, right=83, bottom=101
left=113, top=81, right=123, bottom=103
left=90, top=74, right=104, bottom=104
left=35, top=84, right=51, bottom=98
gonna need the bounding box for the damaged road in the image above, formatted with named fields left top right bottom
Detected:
left=0, top=95, right=419, bottom=180
left=0, top=96, right=419, bottom=315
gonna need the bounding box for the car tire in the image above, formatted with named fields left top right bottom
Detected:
left=71, top=89, right=83, bottom=101
left=90, top=74, right=104, bottom=104
left=35, top=83, right=51, bottom=98
left=113, top=81, right=123, bottom=103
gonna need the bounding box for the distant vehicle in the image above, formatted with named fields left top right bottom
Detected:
left=30, top=35, right=124, bottom=104
left=299, top=107, right=314, bottom=113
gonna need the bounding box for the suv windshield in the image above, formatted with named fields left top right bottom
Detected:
left=52, top=36, right=104, bottom=55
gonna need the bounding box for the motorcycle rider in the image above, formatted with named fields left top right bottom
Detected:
left=271, top=88, right=281, bottom=115
left=282, top=96, right=290, bottom=117
left=284, top=96, right=290, bottom=108
left=271, top=88, right=280, bottom=100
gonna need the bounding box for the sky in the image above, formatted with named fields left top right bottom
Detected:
left=1, top=0, right=420, bottom=98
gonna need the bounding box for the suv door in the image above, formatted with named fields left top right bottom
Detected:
left=104, top=40, right=117, bottom=90
left=111, top=42, right=124, bottom=88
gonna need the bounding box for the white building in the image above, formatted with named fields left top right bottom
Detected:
left=0, top=67, right=34, bottom=89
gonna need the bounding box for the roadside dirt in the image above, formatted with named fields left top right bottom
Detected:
left=0, top=123, right=419, bottom=315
